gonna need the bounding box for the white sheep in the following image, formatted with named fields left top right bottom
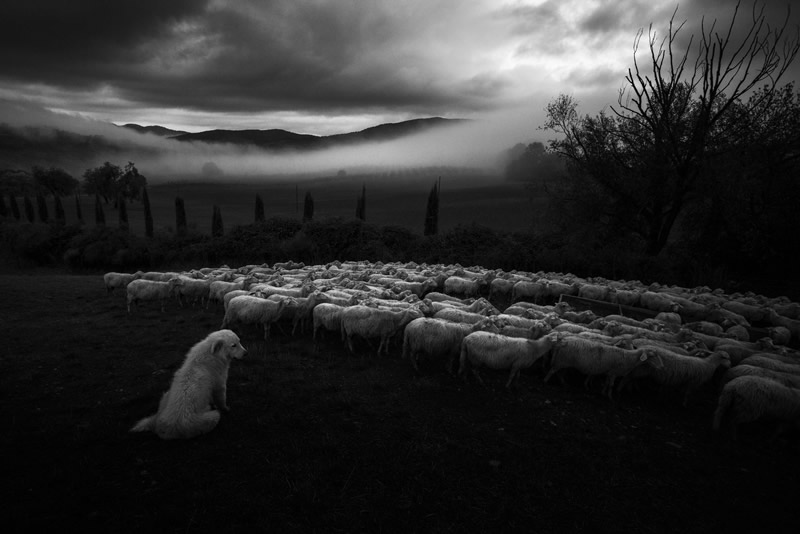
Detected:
left=312, top=303, right=347, bottom=341
left=402, top=317, right=499, bottom=373
left=340, top=305, right=423, bottom=356
left=103, top=271, right=143, bottom=294
left=713, top=375, right=800, bottom=440
left=639, top=291, right=681, bottom=313
left=544, top=336, right=663, bottom=399
left=511, top=280, right=547, bottom=303
left=433, top=307, right=494, bottom=325
left=175, top=276, right=212, bottom=308
left=443, top=276, right=486, bottom=298
left=767, top=308, right=800, bottom=343
left=721, top=364, right=800, bottom=389
left=221, top=295, right=287, bottom=339
left=621, top=349, right=731, bottom=406
left=459, top=331, right=558, bottom=388
left=738, top=355, right=800, bottom=376
left=126, top=278, right=183, bottom=313
left=207, top=276, right=255, bottom=309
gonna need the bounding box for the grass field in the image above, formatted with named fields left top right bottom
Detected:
left=56, top=171, right=543, bottom=237
left=2, top=273, right=799, bottom=533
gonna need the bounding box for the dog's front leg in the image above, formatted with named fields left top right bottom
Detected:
left=212, top=385, right=229, bottom=412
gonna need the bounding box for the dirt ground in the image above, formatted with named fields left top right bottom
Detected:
left=2, top=273, right=799, bottom=533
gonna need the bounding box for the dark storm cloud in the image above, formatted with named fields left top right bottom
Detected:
left=0, top=0, right=498, bottom=117
left=0, top=0, right=207, bottom=88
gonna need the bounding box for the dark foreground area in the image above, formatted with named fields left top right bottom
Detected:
left=2, top=273, right=799, bottom=533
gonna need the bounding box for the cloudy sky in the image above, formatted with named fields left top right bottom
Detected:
left=0, top=0, right=798, bottom=137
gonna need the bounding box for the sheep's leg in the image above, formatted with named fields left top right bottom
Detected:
left=505, top=367, right=520, bottom=388
left=471, top=368, right=485, bottom=387
left=543, top=368, right=558, bottom=384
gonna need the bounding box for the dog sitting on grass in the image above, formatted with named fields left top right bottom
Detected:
left=131, top=329, right=248, bottom=440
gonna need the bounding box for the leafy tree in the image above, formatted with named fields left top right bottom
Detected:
left=355, top=183, right=366, bottom=221
left=36, top=193, right=49, bottom=222
left=83, top=162, right=121, bottom=204
left=32, top=166, right=79, bottom=197
left=212, top=205, right=224, bottom=237
left=54, top=195, right=66, bottom=225
left=23, top=194, right=35, bottom=223
left=142, top=187, right=154, bottom=238
left=94, top=194, right=105, bottom=226
left=175, top=196, right=187, bottom=235
left=424, top=180, right=439, bottom=236
left=303, top=191, right=314, bottom=222
left=543, top=1, right=799, bottom=256
left=118, top=195, right=129, bottom=232
left=255, top=194, right=265, bottom=223
left=118, top=162, right=147, bottom=202
left=504, top=142, right=564, bottom=183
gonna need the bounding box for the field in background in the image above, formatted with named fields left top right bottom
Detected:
left=61, top=171, right=543, bottom=236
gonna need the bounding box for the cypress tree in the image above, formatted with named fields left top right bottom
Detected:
left=74, top=194, right=83, bottom=224
left=95, top=194, right=105, bottom=226
left=423, top=181, right=439, bottom=236
left=255, top=194, right=265, bottom=223
left=356, top=183, right=366, bottom=221
left=212, top=205, right=224, bottom=237
left=175, top=196, right=187, bottom=236
left=36, top=193, right=49, bottom=222
left=10, top=195, right=21, bottom=220
left=302, top=191, right=314, bottom=222
left=0, top=193, right=7, bottom=218
left=142, top=187, right=153, bottom=238
left=24, top=194, right=35, bottom=223
left=54, top=195, right=66, bottom=225
left=118, top=194, right=129, bottom=232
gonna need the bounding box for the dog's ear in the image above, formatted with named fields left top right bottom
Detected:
left=211, top=339, right=225, bottom=356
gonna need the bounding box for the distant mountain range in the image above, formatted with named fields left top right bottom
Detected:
left=120, top=117, right=468, bottom=151
left=0, top=117, right=467, bottom=173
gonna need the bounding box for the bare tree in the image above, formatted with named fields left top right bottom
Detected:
left=545, top=1, right=799, bottom=256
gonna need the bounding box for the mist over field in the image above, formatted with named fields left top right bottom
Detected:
left=0, top=99, right=540, bottom=180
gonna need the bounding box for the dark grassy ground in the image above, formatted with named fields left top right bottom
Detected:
left=2, top=273, right=799, bottom=533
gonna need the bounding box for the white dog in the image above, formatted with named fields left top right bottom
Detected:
left=131, top=329, right=248, bottom=440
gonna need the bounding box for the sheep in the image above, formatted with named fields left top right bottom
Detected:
left=655, top=312, right=682, bottom=330
left=543, top=280, right=579, bottom=302
left=706, top=305, right=751, bottom=328
left=639, top=291, right=681, bottom=313
left=612, top=289, right=641, bottom=308
left=392, top=279, right=436, bottom=297
left=221, top=295, right=287, bottom=339
left=738, top=355, right=800, bottom=376
left=402, top=317, right=499, bottom=373
left=511, top=279, right=547, bottom=303
left=175, top=276, right=212, bottom=308
left=713, top=375, right=800, bottom=440
left=286, top=291, right=331, bottom=335
left=686, top=321, right=725, bottom=336
left=422, top=291, right=469, bottom=304
left=207, top=276, right=255, bottom=309
left=767, top=308, right=800, bottom=343
left=621, top=349, right=731, bottom=406
left=721, top=365, right=800, bottom=389
left=721, top=300, right=767, bottom=324
left=599, top=315, right=656, bottom=331
left=312, top=303, right=347, bottom=341
left=432, top=307, right=494, bottom=325
left=544, top=336, right=663, bottom=399
left=252, top=282, right=314, bottom=299
left=443, top=276, right=486, bottom=298
left=578, top=283, right=613, bottom=302
left=459, top=331, right=558, bottom=388
left=768, top=326, right=792, bottom=346
left=223, top=289, right=252, bottom=312
left=103, top=271, right=142, bottom=294
left=725, top=325, right=750, bottom=342
left=126, top=278, right=183, bottom=313
left=340, top=305, right=423, bottom=356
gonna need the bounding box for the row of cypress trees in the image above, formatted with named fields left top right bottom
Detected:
left=1, top=178, right=443, bottom=237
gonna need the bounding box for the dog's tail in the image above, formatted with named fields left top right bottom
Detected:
left=130, top=414, right=156, bottom=433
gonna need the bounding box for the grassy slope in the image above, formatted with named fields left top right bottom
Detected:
left=1, top=273, right=799, bottom=533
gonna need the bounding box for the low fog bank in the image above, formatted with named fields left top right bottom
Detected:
left=0, top=100, right=543, bottom=181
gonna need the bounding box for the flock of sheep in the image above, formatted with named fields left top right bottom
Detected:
left=105, top=260, right=800, bottom=441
